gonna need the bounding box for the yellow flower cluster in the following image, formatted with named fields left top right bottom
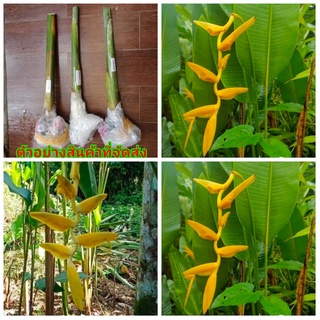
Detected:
left=184, top=14, right=255, bottom=156
left=30, top=163, right=117, bottom=311
left=184, top=171, right=255, bottom=314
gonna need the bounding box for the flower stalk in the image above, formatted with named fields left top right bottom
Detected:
left=184, top=14, right=255, bottom=156
left=184, top=170, right=255, bottom=314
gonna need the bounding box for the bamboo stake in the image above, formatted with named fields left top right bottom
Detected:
left=72, top=6, right=81, bottom=94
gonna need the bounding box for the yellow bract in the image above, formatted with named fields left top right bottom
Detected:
left=184, top=245, right=195, bottom=260
left=217, top=87, right=248, bottom=100
left=184, top=87, right=195, bottom=102
left=56, top=175, right=77, bottom=199
left=67, top=260, right=84, bottom=311
left=218, top=16, right=256, bottom=52
left=194, top=20, right=225, bottom=36
left=30, top=212, right=77, bottom=232
left=216, top=245, right=249, bottom=258
left=40, top=243, right=74, bottom=260
left=194, top=178, right=225, bottom=194
left=188, top=62, right=218, bottom=83
left=74, top=232, right=118, bottom=248
left=219, top=174, right=256, bottom=209
left=187, top=220, right=219, bottom=241
left=76, top=194, right=107, bottom=214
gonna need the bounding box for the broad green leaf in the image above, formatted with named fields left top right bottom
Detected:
left=277, top=208, right=308, bottom=262
left=211, top=283, right=262, bottom=308
left=268, top=260, right=303, bottom=271
left=55, top=270, right=90, bottom=282
left=162, top=117, right=172, bottom=157
left=162, top=4, right=181, bottom=97
left=35, top=279, right=64, bottom=293
left=260, top=295, right=291, bottom=315
left=211, top=125, right=263, bottom=151
left=290, top=226, right=311, bottom=239
left=4, top=171, right=32, bottom=206
left=79, top=162, right=97, bottom=198
left=234, top=162, right=299, bottom=243
left=169, top=247, right=202, bottom=315
left=169, top=89, right=202, bottom=157
left=234, top=4, right=300, bottom=85
left=162, top=275, right=172, bottom=315
left=259, top=138, right=291, bottom=157
left=162, top=162, right=181, bottom=255
left=268, top=102, right=303, bottom=113
left=276, top=49, right=308, bottom=105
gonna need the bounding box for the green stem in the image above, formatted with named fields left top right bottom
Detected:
left=103, top=7, right=120, bottom=110
left=44, top=14, right=56, bottom=112
left=61, top=163, right=69, bottom=315
left=72, top=6, right=82, bottom=94
left=264, top=162, right=273, bottom=297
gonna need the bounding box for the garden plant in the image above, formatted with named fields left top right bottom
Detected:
left=162, top=162, right=315, bottom=315
left=162, top=4, right=315, bottom=157
left=3, top=162, right=147, bottom=315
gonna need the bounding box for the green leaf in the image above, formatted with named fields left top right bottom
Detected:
left=234, top=162, right=300, bottom=243
left=259, top=138, right=291, bottom=157
left=162, top=275, right=172, bottom=315
left=35, top=279, right=64, bottom=293
left=162, top=117, right=172, bottom=157
left=4, top=171, right=32, bottom=206
left=162, top=4, right=181, bottom=97
left=211, top=125, right=263, bottom=151
left=211, top=283, right=263, bottom=308
left=268, top=260, right=303, bottom=271
left=162, top=163, right=181, bottom=255
left=11, top=213, right=23, bottom=240
left=260, top=295, right=291, bottom=315
left=169, top=89, right=202, bottom=157
left=169, top=247, right=202, bottom=315
left=235, top=4, right=300, bottom=85
left=55, top=270, right=90, bottom=282
left=276, top=49, right=308, bottom=105
left=277, top=208, right=308, bottom=262
left=268, top=102, right=303, bottom=113
left=79, top=162, right=97, bottom=198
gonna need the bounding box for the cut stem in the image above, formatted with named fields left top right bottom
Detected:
left=43, top=14, right=56, bottom=112
left=103, top=7, right=120, bottom=111
left=72, top=6, right=82, bottom=94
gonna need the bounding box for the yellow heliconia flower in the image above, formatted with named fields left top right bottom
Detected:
left=74, top=232, right=118, bottom=248
left=188, top=62, right=219, bottom=83
left=30, top=212, right=77, bottom=232
left=184, top=87, right=195, bottom=102
left=217, top=87, right=248, bottom=100
left=218, top=211, right=230, bottom=228
left=218, top=16, right=256, bottom=52
left=218, top=54, right=230, bottom=70
left=184, top=117, right=195, bottom=150
left=40, top=243, right=75, bottom=260
left=56, top=175, right=77, bottom=200
left=202, top=113, right=218, bottom=156
left=76, top=194, right=107, bottom=214
left=194, top=178, right=225, bottom=194
left=219, top=174, right=256, bottom=209
left=187, top=220, right=219, bottom=241
left=184, top=245, right=195, bottom=260
left=194, top=20, right=225, bottom=36
left=67, top=259, right=84, bottom=311
left=216, top=245, right=248, bottom=258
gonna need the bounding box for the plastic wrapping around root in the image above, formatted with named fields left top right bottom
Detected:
left=98, top=103, right=141, bottom=148
left=69, top=92, right=103, bottom=147
left=34, top=110, right=69, bottom=148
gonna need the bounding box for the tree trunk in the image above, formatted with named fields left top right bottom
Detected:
left=134, top=162, right=157, bottom=315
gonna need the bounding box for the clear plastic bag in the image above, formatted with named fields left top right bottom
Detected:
left=98, top=103, right=141, bottom=148
left=69, top=92, right=103, bottom=147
